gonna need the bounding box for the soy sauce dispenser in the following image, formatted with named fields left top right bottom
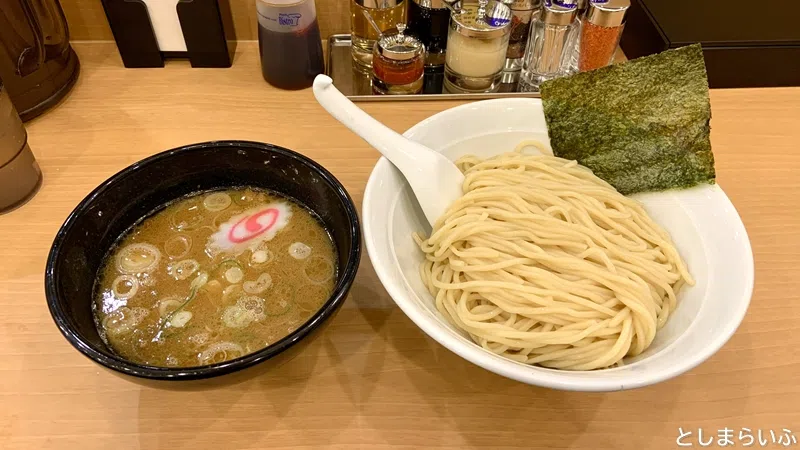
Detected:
left=257, top=0, right=325, bottom=90
left=0, top=82, right=41, bottom=212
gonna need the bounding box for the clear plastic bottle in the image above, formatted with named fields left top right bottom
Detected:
left=257, top=0, right=325, bottom=90
left=519, top=0, right=578, bottom=91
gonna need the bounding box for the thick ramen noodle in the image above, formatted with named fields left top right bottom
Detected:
left=94, top=188, right=337, bottom=367
left=414, top=146, right=694, bottom=371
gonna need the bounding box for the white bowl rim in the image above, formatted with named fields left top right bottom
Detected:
left=362, top=98, right=755, bottom=391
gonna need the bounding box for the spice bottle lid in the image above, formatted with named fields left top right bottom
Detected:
left=376, top=24, right=426, bottom=61
left=540, top=0, right=577, bottom=26
left=451, top=0, right=512, bottom=38
left=586, top=0, right=629, bottom=28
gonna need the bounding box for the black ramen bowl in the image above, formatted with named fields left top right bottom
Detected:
left=45, top=141, right=361, bottom=386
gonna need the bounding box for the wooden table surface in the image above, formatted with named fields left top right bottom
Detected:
left=1, top=42, right=799, bottom=450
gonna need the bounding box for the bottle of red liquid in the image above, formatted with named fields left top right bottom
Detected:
left=257, top=0, right=325, bottom=90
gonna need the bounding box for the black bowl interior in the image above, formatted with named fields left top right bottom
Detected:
left=45, top=141, right=360, bottom=380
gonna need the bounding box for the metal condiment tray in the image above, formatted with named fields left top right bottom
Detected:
left=326, top=34, right=541, bottom=102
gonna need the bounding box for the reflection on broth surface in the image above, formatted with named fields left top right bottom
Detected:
left=93, top=188, right=337, bottom=368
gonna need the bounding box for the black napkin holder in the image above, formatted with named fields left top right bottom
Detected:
left=101, top=0, right=237, bottom=68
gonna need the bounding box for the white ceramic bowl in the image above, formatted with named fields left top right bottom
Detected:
left=362, top=98, right=754, bottom=391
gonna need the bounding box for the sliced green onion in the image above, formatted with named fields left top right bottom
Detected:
left=116, top=243, right=161, bottom=274
left=243, top=273, right=272, bottom=294
left=233, top=190, right=258, bottom=206
left=191, top=271, right=209, bottom=290
left=221, top=305, right=252, bottom=328
left=102, top=306, right=148, bottom=336
left=158, top=297, right=183, bottom=317
left=214, top=259, right=243, bottom=277
left=221, top=295, right=266, bottom=328
left=225, top=267, right=244, bottom=284
left=203, top=192, right=232, bottom=212
left=303, top=255, right=334, bottom=284
left=198, top=342, right=244, bottom=365
left=164, top=235, right=192, bottom=259
left=251, top=250, right=272, bottom=265
left=156, top=287, right=198, bottom=338
left=112, top=275, right=139, bottom=300
left=288, top=242, right=312, bottom=260
left=170, top=198, right=205, bottom=231
left=168, top=259, right=199, bottom=280
left=169, top=311, right=193, bottom=328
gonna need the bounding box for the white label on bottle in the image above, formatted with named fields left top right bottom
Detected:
left=141, top=0, right=187, bottom=52
left=256, top=1, right=318, bottom=32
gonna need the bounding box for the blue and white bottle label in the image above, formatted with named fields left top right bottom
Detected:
left=257, top=0, right=318, bottom=32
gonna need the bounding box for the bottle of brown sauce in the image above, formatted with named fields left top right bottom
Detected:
left=256, top=0, right=325, bottom=90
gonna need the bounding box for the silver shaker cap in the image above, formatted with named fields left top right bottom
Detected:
left=541, top=0, right=577, bottom=26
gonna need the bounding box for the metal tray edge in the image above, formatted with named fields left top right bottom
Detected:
left=326, top=34, right=541, bottom=102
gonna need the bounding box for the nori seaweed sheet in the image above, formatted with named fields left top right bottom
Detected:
left=540, top=44, right=716, bottom=195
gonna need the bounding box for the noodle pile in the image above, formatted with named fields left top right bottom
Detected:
left=414, top=146, right=694, bottom=370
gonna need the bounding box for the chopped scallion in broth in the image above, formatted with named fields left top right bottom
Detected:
left=93, top=188, right=337, bottom=368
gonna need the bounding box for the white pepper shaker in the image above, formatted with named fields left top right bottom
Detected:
left=519, top=0, right=578, bottom=91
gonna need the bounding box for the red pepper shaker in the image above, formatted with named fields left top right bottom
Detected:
left=372, top=24, right=426, bottom=95
left=578, top=0, right=629, bottom=72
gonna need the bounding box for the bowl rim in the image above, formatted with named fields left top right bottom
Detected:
left=362, top=98, right=755, bottom=391
left=44, top=140, right=361, bottom=381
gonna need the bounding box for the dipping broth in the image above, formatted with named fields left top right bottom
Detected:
left=93, top=188, right=337, bottom=368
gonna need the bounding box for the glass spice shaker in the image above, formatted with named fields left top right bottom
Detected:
left=503, top=0, right=541, bottom=72
left=406, top=0, right=451, bottom=68
left=372, top=24, right=426, bottom=94
left=578, top=0, right=629, bottom=72
left=444, top=0, right=512, bottom=93
left=519, top=0, right=578, bottom=92
left=563, top=0, right=584, bottom=74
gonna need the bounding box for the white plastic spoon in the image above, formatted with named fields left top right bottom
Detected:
left=313, top=75, right=464, bottom=226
